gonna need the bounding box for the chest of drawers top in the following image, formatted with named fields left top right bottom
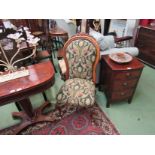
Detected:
left=102, top=55, right=144, bottom=72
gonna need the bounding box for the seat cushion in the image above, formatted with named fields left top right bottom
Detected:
left=56, top=78, right=96, bottom=107
left=32, top=31, right=44, bottom=36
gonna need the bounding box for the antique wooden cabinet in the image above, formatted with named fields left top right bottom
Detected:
left=99, top=55, right=144, bottom=108
left=135, top=26, right=155, bottom=67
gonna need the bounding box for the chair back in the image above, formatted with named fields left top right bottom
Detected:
left=10, top=19, right=29, bottom=27
left=63, top=33, right=100, bottom=83
left=27, top=19, right=49, bottom=35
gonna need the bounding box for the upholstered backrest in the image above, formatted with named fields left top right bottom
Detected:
left=63, top=33, right=100, bottom=83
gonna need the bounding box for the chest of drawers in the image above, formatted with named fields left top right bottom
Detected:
left=99, top=55, right=144, bottom=108
left=135, top=26, right=155, bottom=67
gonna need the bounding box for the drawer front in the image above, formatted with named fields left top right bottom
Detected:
left=114, top=70, right=141, bottom=80
left=112, top=79, right=138, bottom=91
left=111, top=89, right=133, bottom=101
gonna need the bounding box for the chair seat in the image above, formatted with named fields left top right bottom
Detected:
left=57, top=78, right=96, bottom=107
left=32, top=31, right=44, bottom=36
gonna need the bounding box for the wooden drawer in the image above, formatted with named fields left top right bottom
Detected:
left=114, top=70, right=141, bottom=80
left=111, top=89, right=133, bottom=101
left=112, top=79, right=138, bottom=91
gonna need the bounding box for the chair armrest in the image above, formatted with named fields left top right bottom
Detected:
left=115, top=36, right=133, bottom=43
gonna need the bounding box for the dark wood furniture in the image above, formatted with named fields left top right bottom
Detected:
left=135, top=26, right=155, bottom=67
left=0, top=60, right=55, bottom=134
left=49, top=26, right=68, bottom=59
left=115, top=36, right=133, bottom=43
left=49, top=26, right=68, bottom=42
left=27, top=19, right=49, bottom=37
left=104, top=19, right=111, bottom=35
left=100, top=55, right=144, bottom=108
left=10, top=19, right=49, bottom=37
left=10, top=19, right=29, bottom=27
left=8, top=19, right=49, bottom=50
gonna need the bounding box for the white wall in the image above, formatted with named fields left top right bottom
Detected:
left=124, top=19, right=138, bottom=36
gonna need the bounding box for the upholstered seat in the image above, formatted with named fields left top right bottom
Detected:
left=32, top=31, right=44, bottom=37
left=57, top=78, right=95, bottom=107
left=56, top=33, right=100, bottom=108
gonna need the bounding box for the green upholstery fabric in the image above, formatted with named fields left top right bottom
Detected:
left=57, top=78, right=95, bottom=107
left=0, top=103, right=20, bottom=130
left=56, top=36, right=98, bottom=107
left=66, top=39, right=97, bottom=80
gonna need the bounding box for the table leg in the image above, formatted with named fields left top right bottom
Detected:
left=19, top=98, right=34, bottom=118
left=15, top=102, right=22, bottom=111
left=11, top=101, right=55, bottom=134
left=106, top=101, right=110, bottom=108
left=128, top=97, right=132, bottom=104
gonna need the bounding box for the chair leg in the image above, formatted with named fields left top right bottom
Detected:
left=42, top=92, right=48, bottom=102
left=15, top=102, right=22, bottom=111
left=52, top=38, right=57, bottom=58
left=53, top=50, right=56, bottom=58
left=49, top=54, right=57, bottom=73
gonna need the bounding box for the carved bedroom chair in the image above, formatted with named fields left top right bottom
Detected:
left=56, top=33, right=100, bottom=108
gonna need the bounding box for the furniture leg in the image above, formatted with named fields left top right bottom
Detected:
left=106, top=101, right=110, bottom=108
left=19, top=98, right=34, bottom=118
left=42, top=91, right=48, bottom=102
left=11, top=101, right=56, bottom=134
left=52, top=38, right=57, bottom=58
left=49, top=54, right=57, bottom=73
left=0, top=60, right=55, bottom=135
left=15, top=102, right=22, bottom=111
left=128, top=97, right=132, bottom=104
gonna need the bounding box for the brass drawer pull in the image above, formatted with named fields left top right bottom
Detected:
left=126, top=73, right=131, bottom=77
left=123, top=82, right=128, bottom=86
left=121, top=92, right=125, bottom=96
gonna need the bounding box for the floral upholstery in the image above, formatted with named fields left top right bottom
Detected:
left=57, top=78, right=95, bottom=107
left=56, top=34, right=99, bottom=107
left=66, top=39, right=97, bottom=80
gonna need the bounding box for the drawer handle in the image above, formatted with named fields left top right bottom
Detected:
left=123, top=82, right=128, bottom=86
left=126, top=73, right=131, bottom=77
left=121, top=92, right=125, bottom=96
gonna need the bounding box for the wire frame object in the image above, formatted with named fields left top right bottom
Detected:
left=0, top=41, right=36, bottom=74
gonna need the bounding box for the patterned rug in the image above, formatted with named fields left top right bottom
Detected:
left=0, top=104, right=119, bottom=135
